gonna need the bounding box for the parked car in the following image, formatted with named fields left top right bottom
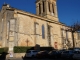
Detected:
left=73, top=48, right=80, bottom=51
left=59, top=49, right=67, bottom=53
left=36, top=51, right=49, bottom=58
left=61, top=50, right=74, bottom=59
left=72, top=51, right=80, bottom=60
left=48, top=50, right=59, bottom=58
left=26, top=50, right=39, bottom=57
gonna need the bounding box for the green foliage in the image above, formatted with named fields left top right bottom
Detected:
left=14, top=46, right=54, bottom=53
left=0, top=47, right=8, bottom=53
left=0, top=48, right=4, bottom=53
left=4, top=47, right=8, bottom=52
left=14, top=46, right=34, bottom=53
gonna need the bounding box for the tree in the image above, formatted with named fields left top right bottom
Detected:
left=67, top=22, right=80, bottom=48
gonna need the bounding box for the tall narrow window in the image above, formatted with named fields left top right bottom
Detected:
left=61, top=29, right=64, bottom=48
left=43, top=1, right=45, bottom=12
left=65, top=30, right=68, bottom=41
left=42, top=25, right=45, bottom=39
left=52, top=4, right=54, bottom=13
left=47, top=25, right=51, bottom=46
left=39, top=3, right=41, bottom=14
left=48, top=2, right=51, bottom=12
left=34, top=22, right=39, bottom=35
left=61, top=29, right=66, bottom=44
left=61, top=29, right=63, bottom=38
left=34, top=22, right=39, bottom=44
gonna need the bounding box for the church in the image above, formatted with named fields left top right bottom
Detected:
left=0, top=0, right=80, bottom=52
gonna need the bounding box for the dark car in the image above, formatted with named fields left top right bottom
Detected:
left=36, top=51, right=49, bottom=58
left=61, top=50, right=74, bottom=59
left=48, top=50, right=60, bottom=59
left=72, top=51, right=80, bottom=60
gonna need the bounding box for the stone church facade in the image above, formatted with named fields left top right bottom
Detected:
left=0, top=0, right=80, bottom=52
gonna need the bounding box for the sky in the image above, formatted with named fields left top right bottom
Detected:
left=0, top=0, right=80, bottom=26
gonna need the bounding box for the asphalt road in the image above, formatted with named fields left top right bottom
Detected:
left=6, top=58, right=73, bottom=60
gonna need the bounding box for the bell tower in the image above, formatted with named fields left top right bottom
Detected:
left=36, top=0, right=58, bottom=21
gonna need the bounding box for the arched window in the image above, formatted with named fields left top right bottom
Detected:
left=42, top=25, right=45, bottom=39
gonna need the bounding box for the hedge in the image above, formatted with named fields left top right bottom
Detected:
left=0, top=47, right=8, bottom=53
left=14, top=46, right=54, bottom=53
left=14, top=46, right=34, bottom=53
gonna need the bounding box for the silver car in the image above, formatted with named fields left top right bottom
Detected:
left=26, top=50, right=39, bottom=57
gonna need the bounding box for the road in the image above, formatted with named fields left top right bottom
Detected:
left=6, top=58, right=73, bottom=60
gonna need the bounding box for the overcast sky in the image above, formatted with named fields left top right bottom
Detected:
left=0, top=0, right=80, bottom=26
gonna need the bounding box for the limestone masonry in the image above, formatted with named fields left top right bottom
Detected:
left=0, top=0, right=80, bottom=52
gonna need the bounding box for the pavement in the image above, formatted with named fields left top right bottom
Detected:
left=6, top=57, right=23, bottom=60
left=6, top=58, right=59, bottom=60
left=6, top=57, right=72, bottom=60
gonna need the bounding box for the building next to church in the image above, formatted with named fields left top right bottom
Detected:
left=0, top=0, right=80, bottom=52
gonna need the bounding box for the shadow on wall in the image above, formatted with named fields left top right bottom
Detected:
left=0, top=52, right=9, bottom=60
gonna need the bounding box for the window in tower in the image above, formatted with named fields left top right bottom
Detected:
left=48, top=2, right=51, bottom=12
left=39, top=3, right=41, bottom=14
left=52, top=4, right=54, bottom=13
left=42, top=25, right=45, bottom=39
left=43, top=1, right=45, bottom=12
